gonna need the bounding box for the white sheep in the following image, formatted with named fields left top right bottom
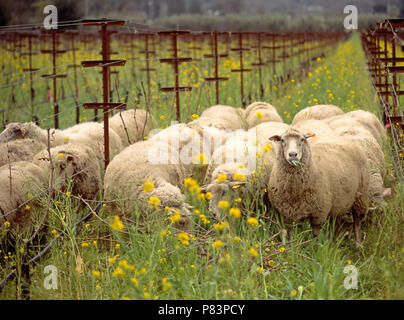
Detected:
left=0, top=161, right=47, bottom=229
left=63, top=122, right=123, bottom=165
left=204, top=122, right=289, bottom=216
left=333, top=125, right=390, bottom=201
left=109, top=109, right=156, bottom=145
left=0, top=138, right=46, bottom=167
left=268, top=127, right=369, bottom=243
left=33, top=143, right=102, bottom=200
left=191, top=105, right=246, bottom=130
left=244, top=101, right=283, bottom=128
left=292, top=104, right=344, bottom=125
left=103, top=139, right=192, bottom=231
left=324, top=110, right=386, bottom=144
left=0, top=122, right=66, bottom=147
left=294, top=119, right=336, bottom=139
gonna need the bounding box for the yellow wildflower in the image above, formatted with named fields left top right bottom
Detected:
left=212, top=240, right=223, bottom=249
left=247, top=217, right=258, bottom=226
left=111, top=216, right=124, bottom=231
left=143, top=178, right=155, bottom=192
left=229, top=207, right=241, bottom=219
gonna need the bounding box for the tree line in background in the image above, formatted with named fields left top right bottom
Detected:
left=0, top=0, right=402, bottom=30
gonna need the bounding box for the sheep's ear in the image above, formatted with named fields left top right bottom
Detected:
left=269, top=135, right=281, bottom=142
left=303, top=133, right=315, bottom=139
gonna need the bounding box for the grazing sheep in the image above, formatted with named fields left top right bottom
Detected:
left=0, top=138, right=46, bottom=167
left=324, top=110, right=386, bottom=144
left=0, top=122, right=65, bottom=146
left=268, top=127, right=369, bottom=243
left=192, top=105, right=245, bottom=130
left=33, top=143, right=102, bottom=200
left=204, top=122, right=289, bottom=216
left=291, top=104, right=344, bottom=125
left=63, top=122, right=123, bottom=165
left=244, top=102, right=283, bottom=128
left=0, top=161, right=47, bottom=229
left=103, top=140, right=191, bottom=231
left=333, top=125, right=390, bottom=201
left=109, top=109, right=156, bottom=145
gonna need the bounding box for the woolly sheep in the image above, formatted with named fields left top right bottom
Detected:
left=244, top=101, right=283, bottom=128
left=0, top=138, right=46, bottom=167
left=0, top=122, right=66, bottom=146
left=333, top=125, right=390, bottom=201
left=109, top=109, right=156, bottom=145
left=268, top=127, right=369, bottom=243
left=193, top=105, right=245, bottom=130
left=204, top=122, right=289, bottom=216
left=294, top=119, right=336, bottom=139
left=0, top=161, right=47, bottom=229
left=33, top=143, right=102, bottom=200
left=103, top=140, right=192, bottom=231
left=324, top=110, right=386, bottom=144
left=291, top=104, right=344, bottom=125
left=63, top=122, right=123, bottom=165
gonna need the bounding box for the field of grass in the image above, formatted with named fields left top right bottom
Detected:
left=0, top=33, right=403, bottom=300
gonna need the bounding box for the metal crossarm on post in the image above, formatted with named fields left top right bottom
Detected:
left=158, top=30, right=193, bottom=122
left=81, top=18, right=127, bottom=168
left=230, top=32, right=251, bottom=107
left=40, top=30, right=67, bottom=129
left=203, top=31, right=229, bottom=105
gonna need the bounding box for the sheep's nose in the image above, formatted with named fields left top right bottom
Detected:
left=289, top=152, right=297, bottom=158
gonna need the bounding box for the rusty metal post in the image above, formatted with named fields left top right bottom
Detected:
left=203, top=31, right=229, bottom=105
left=158, top=30, right=192, bottom=122
left=81, top=19, right=127, bottom=168
left=231, top=32, right=251, bottom=108
left=41, top=30, right=67, bottom=129
left=139, top=33, right=156, bottom=100
left=251, top=32, right=266, bottom=99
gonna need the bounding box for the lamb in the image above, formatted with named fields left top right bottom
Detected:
left=333, top=125, right=390, bottom=201
left=268, top=127, right=369, bottom=243
left=63, top=122, right=123, bottom=165
left=103, top=139, right=192, bottom=231
left=324, top=110, right=386, bottom=144
left=109, top=109, right=156, bottom=145
left=291, top=104, right=344, bottom=125
left=244, top=101, right=283, bottom=128
left=0, top=161, right=47, bottom=229
left=33, top=143, right=102, bottom=200
left=190, top=105, right=245, bottom=130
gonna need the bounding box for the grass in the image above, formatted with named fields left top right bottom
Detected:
left=0, top=33, right=403, bottom=300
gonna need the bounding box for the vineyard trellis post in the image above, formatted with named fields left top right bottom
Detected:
left=81, top=19, right=127, bottom=168
left=40, top=30, right=67, bottom=129
left=158, top=30, right=192, bottom=122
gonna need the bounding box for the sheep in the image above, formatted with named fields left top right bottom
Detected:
left=33, top=143, right=102, bottom=200
left=191, top=105, right=246, bottom=130
left=268, top=127, right=369, bottom=243
left=0, top=161, right=47, bottom=229
left=294, top=119, right=336, bottom=139
left=291, top=104, right=344, bottom=125
left=63, top=122, right=123, bottom=165
left=204, top=122, right=289, bottom=216
left=109, top=109, right=157, bottom=145
left=0, top=138, right=46, bottom=167
left=0, top=121, right=66, bottom=147
left=244, top=101, right=283, bottom=128
left=333, top=125, right=390, bottom=201
left=103, top=139, right=192, bottom=231
left=324, top=110, right=386, bottom=144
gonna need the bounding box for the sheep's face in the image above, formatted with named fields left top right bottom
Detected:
left=269, top=129, right=314, bottom=164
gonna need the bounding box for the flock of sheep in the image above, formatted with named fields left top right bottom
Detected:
left=0, top=102, right=391, bottom=243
